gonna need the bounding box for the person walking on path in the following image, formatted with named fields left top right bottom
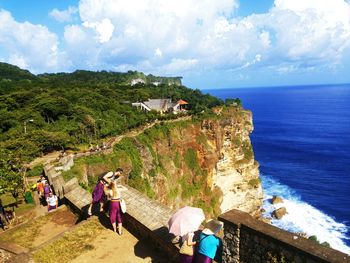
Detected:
left=46, top=192, right=58, bottom=212
left=195, top=220, right=223, bottom=263
left=104, top=180, right=127, bottom=235
left=43, top=181, right=51, bottom=201
left=88, top=168, right=124, bottom=216
left=37, top=179, right=44, bottom=198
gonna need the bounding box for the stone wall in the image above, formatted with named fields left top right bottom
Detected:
left=219, top=209, right=350, bottom=263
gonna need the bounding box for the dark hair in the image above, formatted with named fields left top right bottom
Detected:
left=116, top=168, right=123, bottom=173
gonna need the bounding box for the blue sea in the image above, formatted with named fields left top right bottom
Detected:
left=205, top=84, right=350, bottom=254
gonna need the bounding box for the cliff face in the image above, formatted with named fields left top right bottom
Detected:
left=121, top=106, right=263, bottom=217
left=71, top=106, right=263, bottom=217
left=208, top=108, right=263, bottom=215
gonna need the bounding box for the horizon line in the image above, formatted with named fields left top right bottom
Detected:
left=200, top=82, right=350, bottom=91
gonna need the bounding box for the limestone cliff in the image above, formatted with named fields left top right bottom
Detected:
left=117, top=106, right=263, bottom=217
left=67, top=106, right=263, bottom=218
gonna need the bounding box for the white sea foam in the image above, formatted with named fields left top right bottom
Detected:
left=261, top=174, right=350, bottom=255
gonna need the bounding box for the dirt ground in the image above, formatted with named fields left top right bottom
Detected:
left=0, top=206, right=77, bottom=250
left=71, top=228, right=167, bottom=263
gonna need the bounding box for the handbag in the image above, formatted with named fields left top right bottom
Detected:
left=120, top=199, right=127, bottom=213
left=179, top=240, right=193, bottom=256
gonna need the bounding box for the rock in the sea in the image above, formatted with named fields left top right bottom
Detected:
left=272, top=207, right=287, bottom=219
left=271, top=195, right=284, bottom=204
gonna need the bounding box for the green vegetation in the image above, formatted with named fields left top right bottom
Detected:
left=26, top=164, right=43, bottom=177
left=225, top=98, right=242, bottom=107
left=266, top=252, right=287, bottom=263
left=0, top=192, right=35, bottom=217
left=308, top=235, right=332, bottom=248
left=0, top=62, right=222, bottom=198
left=242, top=140, right=254, bottom=160
left=184, top=148, right=201, bottom=174
left=0, top=62, right=222, bottom=161
left=0, top=149, right=24, bottom=202
left=248, top=178, right=261, bottom=188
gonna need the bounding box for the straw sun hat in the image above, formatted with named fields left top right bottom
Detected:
left=202, top=220, right=224, bottom=235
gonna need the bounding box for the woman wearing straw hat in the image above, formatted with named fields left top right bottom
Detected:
left=195, top=220, right=223, bottom=263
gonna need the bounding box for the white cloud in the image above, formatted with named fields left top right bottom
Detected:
left=252, top=0, right=350, bottom=68
left=49, top=6, right=78, bottom=23
left=83, top=18, right=114, bottom=43
left=162, top=58, right=198, bottom=73
left=154, top=48, right=162, bottom=57
left=2, top=0, right=350, bottom=81
left=0, top=9, right=63, bottom=73
left=69, top=0, right=350, bottom=75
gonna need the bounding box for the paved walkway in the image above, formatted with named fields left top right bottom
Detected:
left=28, top=116, right=192, bottom=168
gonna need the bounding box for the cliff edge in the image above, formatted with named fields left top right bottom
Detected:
left=62, top=106, right=263, bottom=218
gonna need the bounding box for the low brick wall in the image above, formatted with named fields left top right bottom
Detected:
left=219, top=209, right=350, bottom=263
left=122, top=186, right=179, bottom=262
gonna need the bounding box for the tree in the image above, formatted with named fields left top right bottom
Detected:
left=0, top=149, right=24, bottom=203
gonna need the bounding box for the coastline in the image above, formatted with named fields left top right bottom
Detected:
left=206, top=84, right=350, bottom=254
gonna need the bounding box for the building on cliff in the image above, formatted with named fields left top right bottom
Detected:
left=132, top=99, right=189, bottom=114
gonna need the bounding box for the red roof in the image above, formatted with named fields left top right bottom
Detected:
left=177, top=99, right=188, bottom=105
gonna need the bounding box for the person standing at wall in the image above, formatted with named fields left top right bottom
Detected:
left=87, top=168, right=123, bottom=216
left=104, top=180, right=127, bottom=235
left=195, top=220, right=223, bottom=263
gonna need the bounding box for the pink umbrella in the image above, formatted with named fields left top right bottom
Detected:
left=168, top=206, right=205, bottom=236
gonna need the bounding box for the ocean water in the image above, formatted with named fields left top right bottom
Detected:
left=205, top=84, right=350, bottom=254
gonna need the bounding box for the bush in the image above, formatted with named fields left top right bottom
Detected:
left=248, top=178, right=261, bottom=188
left=184, top=148, right=201, bottom=174
left=308, top=235, right=318, bottom=242
left=27, top=164, right=43, bottom=177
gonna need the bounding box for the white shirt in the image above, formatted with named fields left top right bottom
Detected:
left=47, top=195, right=58, bottom=206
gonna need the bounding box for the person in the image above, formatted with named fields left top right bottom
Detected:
left=87, top=168, right=123, bottom=216
left=37, top=179, right=44, bottom=198
left=101, top=168, right=123, bottom=185
left=46, top=192, right=58, bottom=212
left=43, top=181, right=51, bottom=201
left=104, top=180, right=127, bottom=235
left=180, top=231, right=196, bottom=263
left=195, top=220, right=223, bottom=263
left=0, top=199, right=9, bottom=230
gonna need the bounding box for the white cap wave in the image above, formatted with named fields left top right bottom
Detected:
left=261, top=174, right=350, bottom=255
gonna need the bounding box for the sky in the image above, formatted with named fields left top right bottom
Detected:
left=0, top=0, right=350, bottom=89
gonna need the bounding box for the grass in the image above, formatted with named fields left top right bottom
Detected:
left=0, top=209, right=54, bottom=249
left=27, top=164, right=44, bottom=177
left=184, top=148, right=201, bottom=175
left=33, top=218, right=104, bottom=263
left=0, top=193, right=35, bottom=216
left=242, top=141, right=254, bottom=160
left=196, top=133, right=209, bottom=149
